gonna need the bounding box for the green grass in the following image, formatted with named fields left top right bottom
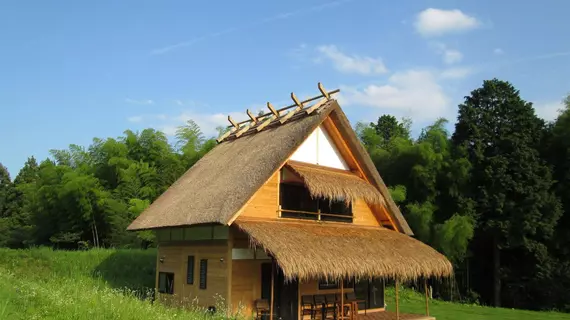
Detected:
left=385, top=287, right=570, bottom=320
left=0, top=248, right=568, bottom=320
left=0, top=248, right=223, bottom=320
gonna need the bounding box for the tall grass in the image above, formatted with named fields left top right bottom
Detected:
left=0, top=247, right=225, bottom=320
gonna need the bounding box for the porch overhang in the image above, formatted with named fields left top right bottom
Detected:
left=235, top=219, right=452, bottom=282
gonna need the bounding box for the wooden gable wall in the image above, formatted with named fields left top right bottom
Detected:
left=238, top=168, right=381, bottom=227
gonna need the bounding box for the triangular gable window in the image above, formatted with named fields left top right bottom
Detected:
left=289, top=125, right=349, bottom=170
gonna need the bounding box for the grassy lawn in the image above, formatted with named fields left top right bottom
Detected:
left=0, top=248, right=568, bottom=319
left=385, top=287, right=570, bottom=320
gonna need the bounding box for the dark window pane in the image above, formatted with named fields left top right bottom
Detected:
left=158, top=272, right=174, bottom=294
left=354, top=279, right=368, bottom=310
left=280, top=184, right=318, bottom=220
left=320, top=198, right=352, bottom=222
left=187, top=256, right=195, bottom=284
left=199, top=259, right=208, bottom=289
left=318, top=279, right=339, bottom=290
left=368, top=278, right=385, bottom=309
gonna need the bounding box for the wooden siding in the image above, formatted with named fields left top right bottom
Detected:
left=156, top=242, right=229, bottom=308
left=353, top=199, right=380, bottom=227
left=238, top=170, right=381, bottom=227
left=231, top=260, right=265, bottom=316
left=239, top=171, right=280, bottom=220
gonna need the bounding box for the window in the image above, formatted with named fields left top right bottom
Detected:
left=354, top=278, right=385, bottom=310
left=187, top=256, right=195, bottom=284
left=199, top=259, right=208, bottom=289
left=280, top=182, right=352, bottom=222
left=158, top=272, right=174, bottom=294
left=318, top=278, right=354, bottom=290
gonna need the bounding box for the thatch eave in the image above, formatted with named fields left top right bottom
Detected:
left=285, top=161, right=385, bottom=206
left=235, top=219, right=453, bottom=282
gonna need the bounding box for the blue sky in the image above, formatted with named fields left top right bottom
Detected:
left=1, top=0, right=570, bottom=177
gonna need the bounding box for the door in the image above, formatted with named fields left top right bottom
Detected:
left=274, top=268, right=298, bottom=320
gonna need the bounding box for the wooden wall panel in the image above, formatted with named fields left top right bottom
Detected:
left=352, top=199, right=381, bottom=227
left=231, top=260, right=265, bottom=316
left=156, top=242, right=229, bottom=309
left=239, top=171, right=279, bottom=219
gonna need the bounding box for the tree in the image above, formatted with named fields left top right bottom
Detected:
left=452, top=79, right=562, bottom=307
left=0, top=163, right=12, bottom=218
left=371, top=115, right=411, bottom=149
left=357, top=117, right=474, bottom=264
left=176, top=120, right=216, bottom=170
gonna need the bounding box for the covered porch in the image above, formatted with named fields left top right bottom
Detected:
left=234, top=219, right=452, bottom=320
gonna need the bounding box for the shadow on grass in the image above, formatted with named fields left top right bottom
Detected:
left=93, top=249, right=156, bottom=300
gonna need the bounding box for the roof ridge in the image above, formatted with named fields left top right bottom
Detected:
left=216, top=83, right=339, bottom=143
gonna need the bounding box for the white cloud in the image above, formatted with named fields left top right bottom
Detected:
left=415, top=8, right=480, bottom=37
left=440, top=67, right=473, bottom=79
left=127, top=116, right=143, bottom=123
left=494, top=48, right=504, bottom=55
left=443, top=49, right=463, bottom=64
left=125, top=98, right=154, bottom=105
left=339, top=69, right=450, bottom=121
left=316, top=45, right=388, bottom=75
left=534, top=101, right=563, bottom=121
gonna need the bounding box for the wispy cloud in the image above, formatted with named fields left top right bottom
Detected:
left=125, top=98, right=154, bottom=105
left=443, top=49, right=463, bottom=64
left=508, top=51, right=570, bottom=65
left=534, top=101, right=564, bottom=122
left=494, top=48, right=504, bottom=55
left=339, top=69, right=450, bottom=121
left=316, top=45, right=388, bottom=75
left=415, top=8, right=480, bottom=37
left=432, top=42, right=463, bottom=65
left=439, top=67, right=474, bottom=79
left=150, top=0, right=354, bottom=55
left=127, top=116, right=143, bottom=123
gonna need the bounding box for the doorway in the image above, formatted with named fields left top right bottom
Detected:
left=261, top=262, right=299, bottom=320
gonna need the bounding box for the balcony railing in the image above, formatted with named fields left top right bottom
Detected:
left=278, top=206, right=353, bottom=222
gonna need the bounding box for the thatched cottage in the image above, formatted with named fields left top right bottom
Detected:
left=128, top=84, right=452, bottom=320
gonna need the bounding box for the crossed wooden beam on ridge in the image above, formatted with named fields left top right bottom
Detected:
left=216, top=82, right=340, bottom=143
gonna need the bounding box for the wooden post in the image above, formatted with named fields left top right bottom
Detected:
left=424, top=279, right=429, bottom=316
left=340, top=278, right=344, bottom=320
left=270, top=259, right=275, bottom=320
left=395, top=279, right=400, bottom=320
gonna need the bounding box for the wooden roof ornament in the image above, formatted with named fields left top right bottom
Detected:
left=246, top=109, right=258, bottom=123
left=318, top=82, right=330, bottom=100
left=279, top=92, right=303, bottom=124
left=216, top=82, right=341, bottom=143
left=228, top=115, right=239, bottom=129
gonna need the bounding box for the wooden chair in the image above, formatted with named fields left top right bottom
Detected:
left=345, top=292, right=364, bottom=319
left=313, top=295, right=326, bottom=319
left=301, top=295, right=316, bottom=319
left=254, top=299, right=270, bottom=320
left=324, top=294, right=337, bottom=319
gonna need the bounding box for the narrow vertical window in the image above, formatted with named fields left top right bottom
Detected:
left=199, top=259, right=208, bottom=289
left=187, top=256, right=195, bottom=284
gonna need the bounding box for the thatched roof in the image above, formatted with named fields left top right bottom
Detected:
left=236, top=219, right=452, bottom=281
left=286, top=161, right=385, bottom=205
left=128, top=99, right=412, bottom=235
